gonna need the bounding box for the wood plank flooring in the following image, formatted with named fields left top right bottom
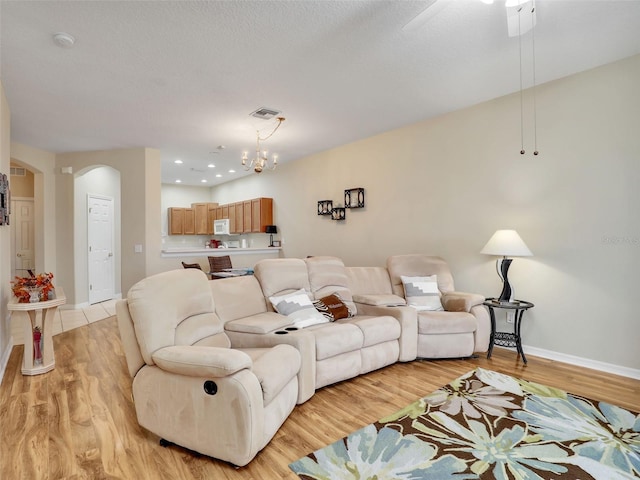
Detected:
left=1, top=316, right=639, bottom=479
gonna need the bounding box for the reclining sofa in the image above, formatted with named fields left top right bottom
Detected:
left=116, top=254, right=489, bottom=465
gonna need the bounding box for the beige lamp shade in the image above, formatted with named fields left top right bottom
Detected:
left=481, top=230, right=532, bottom=257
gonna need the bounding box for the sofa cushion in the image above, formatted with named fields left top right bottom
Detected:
left=305, top=256, right=357, bottom=315
left=387, top=255, right=456, bottom=297
left=401, top=275, right=444, bottom=311
left=308, top=323, right=364, bottom=360
left=417, top=311, right=477, bottom=335
left=269, top=289, right=328, bottom=328
left=340, top=315, right=401, bottom=348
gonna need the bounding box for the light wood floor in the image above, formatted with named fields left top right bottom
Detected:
left=1, top=316, right=639, bottom=480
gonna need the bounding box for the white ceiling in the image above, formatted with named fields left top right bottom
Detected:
left=2, top=0, right=640, bottom=186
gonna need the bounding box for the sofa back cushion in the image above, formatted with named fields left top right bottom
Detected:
left=210, top=275, right=268, bottom=324
left=254, top=258, right=311, bottom=310
left=305, top=256, right=357, bottom=315
left=345, top=266, right=393, bottom=295
left=387, top=255, right=455, bottom=297
left=127, top=269, right=228, bottom=365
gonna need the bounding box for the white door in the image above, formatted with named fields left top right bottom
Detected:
left=88, top=195, right=115, bottom=304
left=10, top=199, right=35, bottom=278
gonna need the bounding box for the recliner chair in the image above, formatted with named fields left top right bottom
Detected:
left=116, top=268, right=301, bottom=466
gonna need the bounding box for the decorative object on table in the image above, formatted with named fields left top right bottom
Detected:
left=480, top=229, right=532, bottom=303
left=331, top=206, right=346, bottom=221
left=11, top=272, right=55, bottom=303
left=33, top=326, right=43, bottom=365
left=290, top=368, right=640, bottom=480
left=0, top=172, right=10, bottom=226
left=265, top=225, right=278, bottom=247
left=317, top=200, right=333, bottom=216
left=241, top=113, right=285, bottom=173
left=272, top=240, right=281, bottom=247
left=484, top=297, right=534, bottom=364
left=344, top=187, right=365, bottom=208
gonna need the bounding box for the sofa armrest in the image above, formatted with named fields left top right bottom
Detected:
left=151, top=346, right=252, bottom=377
left=441, top=291, right=485, bottom=313
left=352, top=294, right=406, bottom=306
left=224, top=312, right=292, bottom=334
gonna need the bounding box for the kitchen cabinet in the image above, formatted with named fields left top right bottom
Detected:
left=233, top=202, right=244, bottom=234
left=168, top=207, right=194, bottom=235
left=228, top=203, right=237, bottom=233
left=251, top=197, right=273, bottom=233
left=243, top=201, right=252, bottom=233
left=183, top=207, right=195, bottom=234
left=192, top=203, right=209, bottom=235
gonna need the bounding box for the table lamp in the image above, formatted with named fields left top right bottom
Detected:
left=481, top=229, right=532, bottom=303
left=265, top=225, right=278, bottom=247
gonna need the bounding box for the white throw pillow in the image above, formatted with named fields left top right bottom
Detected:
left=269, top=289, right=329, bottom=328
left=401, top=275, right=444, bottom=311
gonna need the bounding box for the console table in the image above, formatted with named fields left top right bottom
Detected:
left=483, top=298, right=534, bottom=364
left=8, top=287, right=66, bottom=375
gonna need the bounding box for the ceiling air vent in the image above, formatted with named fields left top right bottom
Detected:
left=250, top=107, right=281, bottom=120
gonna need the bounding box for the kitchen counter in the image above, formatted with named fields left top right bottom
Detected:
left=160, top=247, right=282, bottom=258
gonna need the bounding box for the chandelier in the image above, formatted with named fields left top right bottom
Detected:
left=241, top=116, right=285, bottom=173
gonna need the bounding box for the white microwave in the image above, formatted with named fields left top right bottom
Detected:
left=213, top=219, right=230, bottom=235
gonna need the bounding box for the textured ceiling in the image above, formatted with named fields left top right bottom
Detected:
left=2, top=0, right=640, bottom=186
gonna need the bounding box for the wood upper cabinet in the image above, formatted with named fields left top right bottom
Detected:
left=221, top=204, right=229, bottom=219
left=233, top=202, right=244, bottom=234
left=183, top=208, right=195, bottom=235
left=228, top=203, right=237, bottom=233
left=168, top=207, right=195, bottom=235
left=192, top=203, right=209, bottom=235
left=243, top=201, right=252, bottom=233
left=168, top=208, right=185, bottom=235
left=251, top=197, right=273, bottom=233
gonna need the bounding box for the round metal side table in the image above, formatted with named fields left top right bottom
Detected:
left=483, top=298, right=534, bottom=364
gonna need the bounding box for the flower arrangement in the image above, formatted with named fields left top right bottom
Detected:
left=11, top=272, right=55, bottom=303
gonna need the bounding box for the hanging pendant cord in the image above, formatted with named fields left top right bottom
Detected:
left=531, top=1, right=539, bottom=155
left=518, top=6, right=525, bottom=155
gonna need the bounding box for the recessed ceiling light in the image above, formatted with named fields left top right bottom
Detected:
left=201, top=179, right=207, bottom=183
left=228, top=169, right=236, bottom=173
left=208, top=163, right=215, bottom=168
left=174, top=159, right=183, bottom=164
left=216, top=174, right=222, bottom=178
left=175, top=179, right=182, bottom=183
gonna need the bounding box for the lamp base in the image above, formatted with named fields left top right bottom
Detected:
left=497, top=258, right=513, bottom=303
left=269, top=233, right=274, bottom=247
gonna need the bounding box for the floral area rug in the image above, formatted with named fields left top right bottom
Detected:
left=289, top=368, right=640, bottom=479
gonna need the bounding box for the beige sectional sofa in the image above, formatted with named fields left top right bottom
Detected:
left=116, top=254, right=490, bottom=465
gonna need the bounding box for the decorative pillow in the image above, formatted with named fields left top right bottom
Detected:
left=400, top=275, right=444, bottom=311
left=313, top=293, right=353, bottom=321
left=269, top=289, right=329, bottom=328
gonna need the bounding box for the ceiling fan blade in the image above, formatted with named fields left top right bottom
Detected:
left=402, top=0, right=450, bottom=32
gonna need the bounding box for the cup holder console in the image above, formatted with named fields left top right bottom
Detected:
left=275, top=327, right=299, bottom=335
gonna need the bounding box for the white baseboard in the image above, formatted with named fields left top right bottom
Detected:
left=0, top=336, right=13, bottom=385
left=60, top=293, right=122, bottom=311
left=522, top=344, right=640, bottom=381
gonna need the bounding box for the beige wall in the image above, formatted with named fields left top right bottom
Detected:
left=55, top=148, right=162, bottom=304
left=9, top=143, right=57, bottom=275
left=0, top=81, right=11, bottom=377
left=9, top=164, right=34, bottom=197
left=212, top=55, right=640, bottom=371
